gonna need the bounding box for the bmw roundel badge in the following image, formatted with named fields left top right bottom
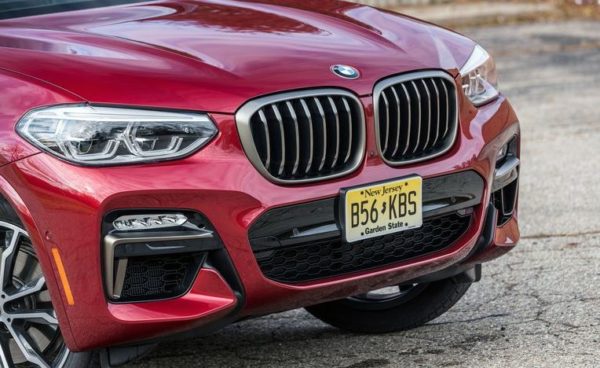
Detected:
left=331, top=64, right=360, bottom=79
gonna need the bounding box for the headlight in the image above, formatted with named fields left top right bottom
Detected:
left=460, top=45, right=499, bottom=106
left=113, top=213, right=188, bottom=231
left=17, top=105, right=217, bottom=166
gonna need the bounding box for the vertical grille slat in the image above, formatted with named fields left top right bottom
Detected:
left=271, top=104, right=286, bottom=176
left=326, top=96, right=341, bottom=169
left=239, top=90, right=364, bottom=183
left=441, top=80, right=451, bottom=138
left=299, top=99, right=315, bottom=174
left=390, top=86, right=402, bottom=157
left=431, top=79, right=442, bottom=149
left=400, top=84, right=412, bottom=157
left=285, top=101, right=301, bottom=176
left=313, top=97, right=328, bottom=172
left=341, top=97, right=354, bottom=164
left=375, top=72, right=458, bottom=165
left=410, top=81, right=422, bottom=155
left=420, top=79, right=432, bottom=152
left=257, top=109, right=271, bottom=171
left=381, top=92, right=390, bottom=155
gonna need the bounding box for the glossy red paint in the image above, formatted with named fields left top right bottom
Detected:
left=104, top=268, right=237, bottom=347
left=0, top=92, right=519, bottom=349
left=0, top=0, right=474, bottom=113
left=0, top=0, right=520, bottom=352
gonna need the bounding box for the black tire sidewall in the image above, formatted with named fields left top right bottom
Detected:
left=61, top=351, right=99, bottom=368
left=306, top=278, right=471, bottom=333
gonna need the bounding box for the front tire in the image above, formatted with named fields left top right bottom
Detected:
left=0, top=199, right=97, bottom=368
left=306, top=278, right=471, bottom=334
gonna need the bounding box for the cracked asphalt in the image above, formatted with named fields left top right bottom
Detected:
left=133, top=21, right=600, bottom=367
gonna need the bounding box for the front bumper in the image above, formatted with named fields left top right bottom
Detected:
left=0, top=94, right=520, bottom=351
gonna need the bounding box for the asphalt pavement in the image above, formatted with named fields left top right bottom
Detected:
left=132, top=21, right=600, bottom=368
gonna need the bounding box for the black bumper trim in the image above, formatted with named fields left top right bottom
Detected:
left=249, top=170, right=485, bottom=283
left=249, top=170, right=484, bottom=253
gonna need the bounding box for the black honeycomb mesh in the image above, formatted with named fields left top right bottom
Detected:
left=120, top=254, right=202, bottom=301
left=254, top=214, right=471, bottom=283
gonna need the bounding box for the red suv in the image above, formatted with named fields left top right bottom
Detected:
left=0, top=1, right=520, bottom=367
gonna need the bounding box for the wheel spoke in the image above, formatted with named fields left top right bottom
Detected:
left=5, top=277, right=46, bottom=302
left=0, top=225, right=24, bottom=290
left=0, top=221, right=68, bottom=367
left=0, top=336, right=15, bottom=368
left=9, top=310, right=58, bottom=325
left=6, top=324, right=51, bottom=368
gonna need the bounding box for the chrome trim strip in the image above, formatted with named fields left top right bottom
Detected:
left=373, top=70, right=459, bottom=166
left=236, top=88, right=366, bottom=185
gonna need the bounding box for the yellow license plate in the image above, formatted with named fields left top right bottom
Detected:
left=342, top=176, right=423, bottom=243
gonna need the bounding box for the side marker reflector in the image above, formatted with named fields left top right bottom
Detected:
left=51, top=248, right=75, bottom=306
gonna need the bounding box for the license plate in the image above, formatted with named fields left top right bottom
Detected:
left=342, top=176, right=423, bottom=243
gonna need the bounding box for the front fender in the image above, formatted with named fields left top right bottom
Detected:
left=0, top=172, right=80, bottom=350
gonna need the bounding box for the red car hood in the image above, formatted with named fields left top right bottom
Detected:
left=0, top=0, right=475, bottom=113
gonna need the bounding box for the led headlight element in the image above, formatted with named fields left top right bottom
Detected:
left=113, top=213, right=188, bottom=231
left=460, top=45, right=499, bottom=107
left=17, top=105, right=217, bottom=165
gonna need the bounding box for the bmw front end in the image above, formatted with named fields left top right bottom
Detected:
left=0, top=1, right=520, bottom=366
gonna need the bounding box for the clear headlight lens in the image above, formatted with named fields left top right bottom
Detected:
left=17, top=105, right=217, bottom=166
left=460, top=45, right=499, bottom=107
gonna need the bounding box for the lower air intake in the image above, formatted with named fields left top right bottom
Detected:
left=119, top=253, right=203, bottom=302
left=254, top=213, right=471, bottom=283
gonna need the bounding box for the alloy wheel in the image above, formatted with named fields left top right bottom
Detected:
left=0, top=221, right=69, bottom=368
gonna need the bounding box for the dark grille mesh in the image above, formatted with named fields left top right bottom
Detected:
left=120, top=254, right=202, bottom=301
left=254, top=214, right=471, bottom=283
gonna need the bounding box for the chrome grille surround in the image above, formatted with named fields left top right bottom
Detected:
left=374, top=70, right=459, bottom=166
left=236, top=89, right=366, bottom=184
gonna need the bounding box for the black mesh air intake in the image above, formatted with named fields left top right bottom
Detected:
left=254, top=213, right=471, bottom=283
left=119, top=253, right=204, bottom=302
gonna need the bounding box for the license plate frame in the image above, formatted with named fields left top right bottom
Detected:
left=340, top=176, right=423, bottom=243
